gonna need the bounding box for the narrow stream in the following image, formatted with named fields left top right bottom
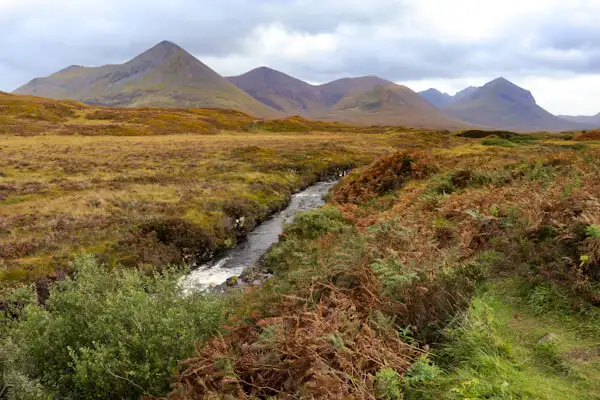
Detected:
left=181, top=180, right=337, bottom=291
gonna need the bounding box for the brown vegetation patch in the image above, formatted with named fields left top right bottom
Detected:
left=573, top=130, right=600, bottom=141
left=332, top=151, right=437, bottom=204
left=171, top=288, right=417, bottom=399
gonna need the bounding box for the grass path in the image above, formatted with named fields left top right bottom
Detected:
left=417, top=278, right=600, bottom=399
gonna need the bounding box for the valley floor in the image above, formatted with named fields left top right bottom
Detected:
left=0, top=131, right=419, bottom=281
left=3, top=120, right=600, bottom=399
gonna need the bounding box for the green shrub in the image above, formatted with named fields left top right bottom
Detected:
left=370, top=258, right=419, bottom=297
left=429, top=174, right=456, bottom=194
left=284, top=206, right=349, bottom=240
left=481, top=138, right=516, bottom=147
left=403, top=356, right=442, bottom=398
left=375, top=368, right=403, bottom=400
left=585, top=224, right=600, bottom=239
left=1, top=254, right=233, bottom=399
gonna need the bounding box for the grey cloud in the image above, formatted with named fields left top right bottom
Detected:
left=3, top=0, right=600, bottom=91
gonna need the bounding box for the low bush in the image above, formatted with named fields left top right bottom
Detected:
left=375, top=368, right=404, bottom=400
left=0, top=254, right=233, bottom=399
left=283, top=205, right=349, bottom=240
left=458, top=129, right=519, bottom=139
left=481, top=138, right=517, bottom=147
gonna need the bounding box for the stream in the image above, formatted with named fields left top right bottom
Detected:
left=181, top=180, right=337, bottom=291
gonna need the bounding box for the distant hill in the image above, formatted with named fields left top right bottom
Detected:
left=454, top=86, right=479, bottom=101
left=559, top=113, right=600, bottom=127
left=14, top=41, right=281, bottom=118
left=442, top=78, right=586, bottom=132
left=316, top=76, right=394, bottom=107
left=418, top=86, right=480, bottom=108
left=227, top=67, right=324, bottom=115
left=319, top=82, right=469, bottom=129
left=227, top=71, right=394, bottom=116
left=228, top=70, right=468, bottom=129
left=418, top=88, right=454, bottom=108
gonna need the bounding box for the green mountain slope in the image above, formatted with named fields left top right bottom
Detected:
left=14, top=41, right=281, bottom=118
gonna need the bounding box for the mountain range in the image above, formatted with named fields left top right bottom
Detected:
left=13, top=40, right=600, bottom=132
left=418, top=86, right=479, bottom=108
left=227, top=69, right=466, bottom=128
left=558, top=113, right=600, bottom=126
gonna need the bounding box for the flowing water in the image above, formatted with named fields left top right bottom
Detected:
left=181, top=180, right=337, bottom=291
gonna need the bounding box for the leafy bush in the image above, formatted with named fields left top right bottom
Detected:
left=585, top=224, right=600, bottom=239
left=370, top=258, right=419, bottom=297
left=403, top=356, right=442, bottom=399
left=1, top=254, right=232, bottom=399
left=375, top=368, right=404, bottom=400
left=283, top=205, right=349, bottom=240
left=404, top=357, right=441, bottom=385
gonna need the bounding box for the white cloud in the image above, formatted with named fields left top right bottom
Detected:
left=516, top=75, right=600, bottom=115
left=247, top=24, right=338, bottom=59
left=2, top=0, right=600, bottom=114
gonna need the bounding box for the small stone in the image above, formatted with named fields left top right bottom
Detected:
left=538, top=333, right=557, bottom=345
left=225, top=276, right=238, bottom=287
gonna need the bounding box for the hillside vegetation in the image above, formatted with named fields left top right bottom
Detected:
left=3, top=93, right=600, bottom=399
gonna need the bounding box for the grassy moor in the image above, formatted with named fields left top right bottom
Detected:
left=3, top=90, right=600, bottom=399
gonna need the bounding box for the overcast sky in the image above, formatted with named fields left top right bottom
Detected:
left=2, top=0, right=600, bottom=115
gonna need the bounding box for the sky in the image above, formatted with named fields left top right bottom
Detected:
left=2, top=0, right=600, bottom=115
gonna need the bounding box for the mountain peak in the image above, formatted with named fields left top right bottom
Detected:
left=245, top=66, right=294, bottom=79
left=485, top=77, right=522, bottom=90
left=230, top=66, right=312, bottom=87
left=154, top=40, right=183, bottom=50
left=418, top=88, right=453, bottom=108
left=482, top=77, right=536, bottom=105
left=454, top=86, right=479, bottom=100
left=489, top=76, right=511, bottom=84
left=254, top=66, right=277, bottom=73
left=422, top=88, right=445, bottom=95
left=128, top=40, right=189, bottom=67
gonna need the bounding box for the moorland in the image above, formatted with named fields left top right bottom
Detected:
left=3, top=64, right=600, bottom=399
